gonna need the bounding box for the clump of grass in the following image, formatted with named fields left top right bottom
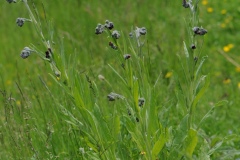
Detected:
left=1, top=0, right=240, bottom=159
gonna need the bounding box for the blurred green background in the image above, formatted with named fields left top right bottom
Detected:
left=0, top=0, right=240, bottom=140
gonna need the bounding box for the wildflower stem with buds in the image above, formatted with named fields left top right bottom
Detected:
left=182, top=0, right=209, bottom=130
left=20, top=0, right=62, bottom=78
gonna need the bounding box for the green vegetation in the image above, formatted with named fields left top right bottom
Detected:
left=0, top=0, right=240, bottom=159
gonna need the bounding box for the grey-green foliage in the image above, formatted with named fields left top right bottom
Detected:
left=1, top=0, right=240, bottom=160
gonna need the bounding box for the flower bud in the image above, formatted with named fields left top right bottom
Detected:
left=138, top=97, right=145, bottom=107
left=182, top=0, right=190, bottom=8
left=191, top=44, right=196, bottom=49
left=104, top=20, right=114, bottom=30
left=109, top=42, right=117, bottom=50
left=135, top=27, right=147, bottom=38
left=20, top=47, right=32, bottom=59
left=16, top=18, right=25, bottom=27
left=6, top=0, right=16, bottom=3
left=193, top=27, right=207, bottom=35
left=98, top=75, right=105, bottom=81
left=112, top=30, right=120, bottom=39
left=139, top=27, right=147, bottom=35
left=129, top=32, right=133, bottom=38
left=107, top=92, right=124, bottom=101
left=124, top=54, right=131, bottom=60
left=107, top=94, right=115, bottom=101
left=95, top=23, right=105, bottom=34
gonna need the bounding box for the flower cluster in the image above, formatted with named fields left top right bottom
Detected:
left=95, top=20, right=120, bottom=50
left=95, top=24, right=105, bottom=35
left=130, top=27, right=147, bottom=39
left=104, top=20, right=114, bottom=30
left=107, top=92, right=124, bottom=101
left=123, top=54, right=131, bottom=60
left=20, top=47, right=33, bottom=59
left=16, top=17, right=31, bottom=27
left=95, top=20, right=115, bottom=35
left=192, top=27, right=207, bottom=36
left=182, top=0, right=194, bottom=11
left=138, top=98, right=145, bottom=107
left=6, top=0, right=16, bottom=3
left=112, top=30, right=120, bottom=39
left=191, top=44, right=196, bottom=49
left=182, top=0, right=190, bottom=8
left=16, top=18, right=25, bottom=27
left=109, top=42, right=117, bottom=50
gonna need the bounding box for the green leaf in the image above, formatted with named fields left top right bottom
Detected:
left=224, top=134, right=240, bottom=142
left=173, top=114, right=189, bottom=145
left=113, top=115, right=120, bottom=139
left=214, top=100, right=228, bottom=107
left=197, top=100, right=228, bottom=130
left=108, top=64, right=127, bottom=85
left=185, top=128, right=198, bottom=158
left=133, top=80, right=140, bottom=113
left=197, top=106, right=214, bottom=130
left=194, top=56, right=208, bottom=79
left=151, top=133, right=166, bottom=158
left=192, top=75, right=210, bottom=111
left=124, top=116, right=145, bottom=151
left=198, top=139, right=210, bottom=160
left=183, top=41, right=189, bottom=58
left=208, top=140, right=223, bottom=156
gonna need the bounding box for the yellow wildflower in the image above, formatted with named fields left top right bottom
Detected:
left=220, top=23, right=226, bottom=28
left=165, top=72, right=173, bottom=78
left=227, top=44, right=234, bottom=49
left=202, top=0, right=208, bottom=5
left=238, top=82, right=240, bottom=89
left=221, top=9, right=227, bottom=15
left=223, top=46, right=230, bottom=52
left=223, top=44, right=234, bottom=52
left=207, top=7, right=213, bottom=13
left=223, top=78, right=231, bottom=84
left=6, top=80, right=12, bottom=85
left=235, top=67, right=240, bottom=72
left=16, top=100, right=21, bottom=106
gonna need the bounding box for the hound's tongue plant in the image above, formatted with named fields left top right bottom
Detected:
left=2, top=0, right=238, bottom=159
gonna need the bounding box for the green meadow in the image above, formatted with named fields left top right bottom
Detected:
left=0, top=0, right=240, bottom=159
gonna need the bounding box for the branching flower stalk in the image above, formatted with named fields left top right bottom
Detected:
left=182, top=0, right=208, bottom=130
left=22, top=0, right=46, bottom=47
left=21, top=0, right=62, bottom=78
